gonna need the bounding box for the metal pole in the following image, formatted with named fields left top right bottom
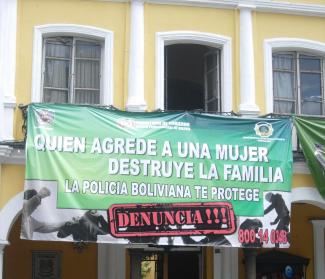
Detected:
left=244, top=249, right=257, bottom=279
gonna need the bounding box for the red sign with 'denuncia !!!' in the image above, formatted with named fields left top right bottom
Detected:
left=108, top=202, right=236, bottom=237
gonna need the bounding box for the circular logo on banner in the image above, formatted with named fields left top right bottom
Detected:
left=254, top=122, right=273, bottom=138
left=35, top=109, right=55, bottom=127
left=284, top=265, right=294, bottom=278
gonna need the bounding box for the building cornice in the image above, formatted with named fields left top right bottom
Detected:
left=0, top=145, right=25, bottom=165
left=102, top=0, right=325, bottom=17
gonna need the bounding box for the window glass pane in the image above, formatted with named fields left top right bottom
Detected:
left=273, top=71, right=295, bottom=99
left=300, top=73, right=322, bottom=99
left=274, top=100, right=295, bottom=114
left=301, top=101, right=322, bottom=115
left=42, top=37, right=102, bottom=104
left=43, top=89, right=68, bottom=103
left=207, top=99, right=218, bottom=112
left=75, top=90, right=100, bottom=104
left=206, top=51, right=219, bottom=72
left=45, top=38, right=72, bottom=58
left=273, top=54, right=294, bottom=70
left=301, top=72, right=323, bottom=115
left=75, top=60, right=100, bottom=89
left=76, top=40, right=101, bottom=59
left=300, top=55, right=321, bottom=71
left=44, top=59, right=70, bottom=89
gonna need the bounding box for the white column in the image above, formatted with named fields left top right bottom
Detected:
left=0, top=0, right=17, bottom=140
left=213, top=248, right=238, bottom=279
left=0, top=240, right=9, bottom=279
left=311, top=220, right=325, bottom=279
left=126, top=0, right=147, bottom=112
left=98, top=244, right=126, bottom=279
left=213, top=248, right=222, bottom=279
left=238, top=5, right=259, bottom=117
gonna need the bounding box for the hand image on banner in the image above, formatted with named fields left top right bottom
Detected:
left=294, top=116, right=325, bottom=198
left=22, top=103, right=293, bottom=248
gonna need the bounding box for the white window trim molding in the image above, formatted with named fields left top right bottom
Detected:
left=31, top=24, right=114, bottom=105
left=155, top=31, right=232, bottom=111
left=264, top=38, right=325, bottom=114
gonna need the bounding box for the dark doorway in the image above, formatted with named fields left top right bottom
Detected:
left=129, top=248, right=202, bottom=279
left=256, top=250, right=309, bottom=279
left=165, top=44, right=221, bottom=112
left=168, top=251, right=200, bottom=279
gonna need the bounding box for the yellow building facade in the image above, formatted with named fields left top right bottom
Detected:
left=1, top=0, right=325, bottom=278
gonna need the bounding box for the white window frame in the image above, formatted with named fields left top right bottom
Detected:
left=264, top=38, right=325, bottom=114
left=264, top=39, right=325, bottom=172
left=272, top=51, right=324, bottom=115
left=31, top=24, right=113, bottom=105
left=155, top=31, right=232, bottom=111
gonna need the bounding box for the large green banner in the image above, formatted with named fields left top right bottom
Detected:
left=294, top=116, right=325, bottom=198
left=22, top=103, right=292, bottom=248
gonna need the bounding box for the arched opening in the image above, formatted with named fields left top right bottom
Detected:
left=3, top=214, right=98, bottom=279
left=0, top=190, right=126, bottom=279
left=155, top=31, right=232, bottom=112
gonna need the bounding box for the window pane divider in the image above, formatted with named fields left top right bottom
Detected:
left=75, top=88, right=100, bottom=91
left=296, top=52, right=302, bottom=113
left=45, top=57, right=71, bottom=61
left=70, top=38, right=76, bottom=103
left=75, top=57, right=101, bottom=62
left=274, top=97, right=296, bottom=102
left=41, top=35, right=103, bottom=105
left=43, top=87, right=69, bottom=91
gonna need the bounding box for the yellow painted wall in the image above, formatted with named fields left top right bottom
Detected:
left=14, top=0, right=129, bottom=139
left=293, top=173, right=316, bottom=188
left=0, top=165, right=25, bottom=208
left=254, top=12, right=325, bottom=113
left=4, top=216, right=98, bottom=279
left=144, top=4, right=238, bottom=111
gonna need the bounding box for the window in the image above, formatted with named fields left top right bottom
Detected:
left=273, top=52, right=324, bottom=115
left=155, top=32, right=232, bottom=111
left=32, top=25, right=113, bottom=105
left=164, top=44, right=221, bottom=112
left=42, top=36, right=102, bottom=104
